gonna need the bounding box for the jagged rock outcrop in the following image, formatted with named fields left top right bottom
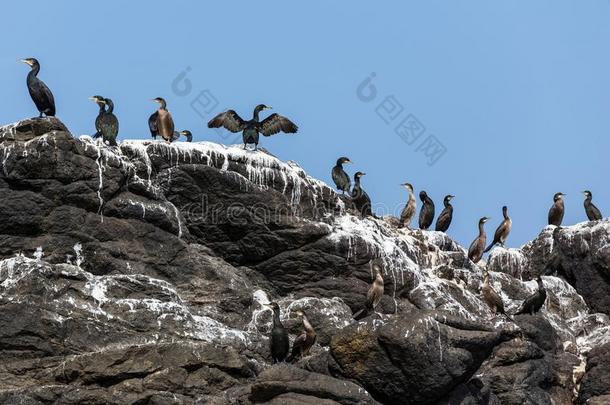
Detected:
left=0, top=118, right=608, bottom=404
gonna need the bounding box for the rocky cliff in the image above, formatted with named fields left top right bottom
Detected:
left=0, top=118, right=608, bottom=405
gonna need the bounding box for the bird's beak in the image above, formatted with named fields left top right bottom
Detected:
left=88, top=96, right=96, bottom=101
left=262, top=304, right=271, bottom=309
left=265, top=106, right=273, bottom=110
left=346, top=160, right=352, bottom=164
left=19, top=59, right=30, bottom=66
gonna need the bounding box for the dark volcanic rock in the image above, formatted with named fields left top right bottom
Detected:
left=0, top=118, right=608, bottom=404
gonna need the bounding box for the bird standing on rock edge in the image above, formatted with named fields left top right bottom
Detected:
left=150, top=97, right=175, bottom=143
left=484, top=206, right=512, bottom=253
left=583, top=190, right=602, bottom=221
left=548, top=192, right=566, bottom=226
left=351, top=172, right=372, bottom=217
left=481, top=270, right=507, bottom=317
left=418, top=191, right=435, bottom=230
left=514, top=276, right=547, bottom=315
left=435, top=195, right=455, bottom=232
left=332, top=157, right=352, bottom=195
left=399, top=183, right=417, bottom=229
left=287, top=310, right=317, bottom=362
left=20, top=58, right=56, bottom=118
left=263, top=302, right=289, bottom=363
left=90, top=97, right=119, bottom=146
left=208, top=104, right=298, bottom=150
left=468, top=216, right=490, bottom=264
left=353, top=265, right=384, bottom=320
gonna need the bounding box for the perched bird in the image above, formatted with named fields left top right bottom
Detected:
left=548, top=192, right=566, bottom=226
left=351, top=172, right=372, bottom=217
left=264, top=302, right=289, bottom=363
left=418, top=191, right=435, bottom=230
left=435, top=195, right=455, bottom=232
left=399, top=183, right=417, bottom=229
left=90, top=97, right=119, bottom=146
left=20, top=58, right=55, bottom=118
left=353, top=265, right=384, bottom=320
left=208, top=104, right=298, bottom=150
left=468, top=216, right=490, bottom=263
left=484, top=206, right=512, bottom=253
left=171, top=130, right=193, bottom=142
left=148, top=111, right=159, bottom=140
left=150, top=97, right=175, bottom=142
left=287, top=310, right=317, bottom=362
left=332, top=157, right=352, bottom=195
left=89, top=95, right=107, bottom=139
left=583, top=190, right=602, bottom=221
left=481, top=270, right=506, bottom=316
left=514, top=276, right=547, bottom=315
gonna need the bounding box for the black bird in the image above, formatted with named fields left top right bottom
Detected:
left=89, top=95, right=106, bottom=139
left=435, top=195, right=455, bottom=232
left=90, top=97, right=119, bottom=146
left=353, top=265, right=384, bottom=320
left=351, top=172, right=372, bottom=217
left=548, top=192, right=566, bottom=226
left=287, top=310, right=317, bottom=363
left=208, top=104, right=298, bottom=150
left=514, top=276, right=547, bottom=315
left=468, top=216, right=490, bottom=264
left=148, top=111, right=159, bottom=139
left=418, top=191, right=435, bottom=230
left=481, top=270, right=506, bottom=316
left=171, top=130, right=193, bottom=142
left=583, top=190, right=602, bottom=221
left=399, top=183, right=417, bottom=229
left=264, top=302, right=289, bottom=363
left=484, top=206, right=512, bottom=253
left=20, top=58, right=55, bottom=117
left=332, top=157, right=352, bottom=195
left=150, top=98, right=174, bottom=142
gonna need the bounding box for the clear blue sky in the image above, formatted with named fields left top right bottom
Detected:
left=2, top=1, right=609, bottom=249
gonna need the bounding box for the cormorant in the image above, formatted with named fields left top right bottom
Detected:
left=548, top=192, right=566, bottom=226
left=148, top=111, right=159, bottom=139
left=481, top=270, right=506, bottom=316
left=468, top=216, right=490, bottom=264
left=514, top=276, right=546, bottom=315
left=484, top=206, right=512, bottom=253
left=287, top=310, right=316, bottom=362
left=435, top=195, right=455, bottom=232
left=418, top=191, right=435, bottom=230
left=151, top=98, right=174, bottom=142
left=399, top=183, right=416, bottom=229
left=208, top=104, right=298, bottom=150
left=171, top=130, right=193, bottom=142
left=332, top=157, right=352, bottom=195
left=353, top=265, right=384, bottom=320
left=90, top=97, right=118, bottom=146
left=583, top=190, right=602, bottom=221
left=351, top=172, right=372, bottom=217
left=264, top=302, right=289, bottom=363
left=20, top=58, right=55, bottom=117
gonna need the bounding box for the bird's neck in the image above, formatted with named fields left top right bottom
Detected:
left=444, top=200, right=451, bottom=208
left=29, top=64, right=40, bottom=77
left=336, top=160, right=343, bottom=169
left=253, top=108, right=262, bottom=121
left=302, top=316, right=315, bottom=336
left=478, top=222, right=485, bottom=236
left=97, top=104, right=106, bottom=114
left=354, top=178, right=361, bottom=188
left=272, top=311, right=282, bottom=327
left=585, top=197, right=592, bottom=204
left=105, top=100, right=114, bottom=114
left=503, top=211, right=509, bottom=220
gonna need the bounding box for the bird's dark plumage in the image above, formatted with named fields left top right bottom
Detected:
left=583, top=191, right=602, bottom=221
left=148, top=112, right=159, bottom=139
left=90, top=96, right=118, bottom=146
left=332, top=157, right=351, bottom=194
left=351, top=172, right=372, bottom=217
left=514, top=276, right=547, bottom=315
left=418, top=191, right=435, bottom=230
left=151, top=98, right=174, bottom=142
left=468, top=217, right=490, bottom=263
left=90, top=95, right=106, bottom=139
left=21, top=58, right=55, bottom=118
left=482, top=271, right=505, bottom=315
left=353, top=266, right=384, bottom=320
left=208, top=104, right=297, bottom=150
left=287, top=311, right=316, bottom=363
left=548, top=192, right=566, bottom=226
left=484, top=206, right=512, bottom=253
left=435, top=195, right=454, bottom=232
left=265, top=302, right=289, bottom=363
left=400, top=183, right=416, bottom=228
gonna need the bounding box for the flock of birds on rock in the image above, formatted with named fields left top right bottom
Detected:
left=16, top=57, right=605, bottom=365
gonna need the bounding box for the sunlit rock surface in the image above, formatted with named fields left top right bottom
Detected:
left=0, top=118, right=608, bottom=404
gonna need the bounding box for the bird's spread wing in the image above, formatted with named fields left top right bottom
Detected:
left=259, top=114, right=298, bottom=136
left=207, top=110, right=247, bottom=133
left=148, top=112, right=158, bottom=136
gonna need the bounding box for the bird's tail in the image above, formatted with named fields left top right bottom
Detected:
left=353, top=308, right=370, bottom=321
left=92, top=132, right=102, bottom=139
left=483, top=242, right=496, bottom=253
